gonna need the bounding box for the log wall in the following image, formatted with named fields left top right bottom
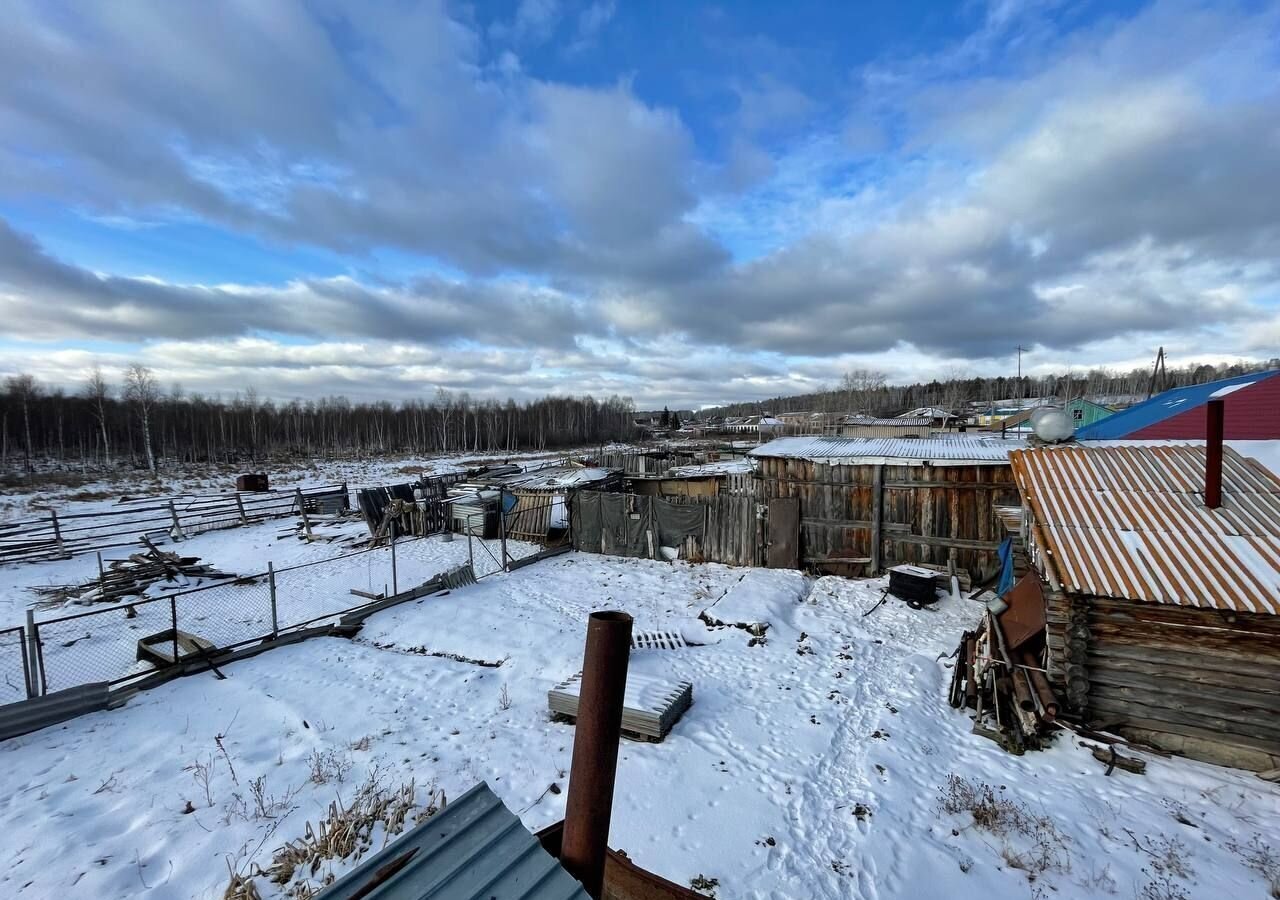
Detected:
left=753, top=457, right=1019, bottom=578
left=1050, top=594, right=1280, bottom=769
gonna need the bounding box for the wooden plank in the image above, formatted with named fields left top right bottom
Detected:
left=1087, top=686, right=1280, bottom=741
left=1088, top=702, right=1280, bottom=755
left=870, top=464, right=883, bottom=575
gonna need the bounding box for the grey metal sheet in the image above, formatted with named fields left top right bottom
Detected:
left=749, top=435, right=1019, bottom=464
left=316, top=782, right=588, bottom=900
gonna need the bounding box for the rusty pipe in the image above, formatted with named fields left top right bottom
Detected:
left=561, top=611, right=633, bottom=899
left=1205, top=398, right=1224, bottom=509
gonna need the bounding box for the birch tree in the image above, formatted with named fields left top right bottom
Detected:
left=84, top=367, right=112, bottom=465
left=123, top=363, right=159, bottom=472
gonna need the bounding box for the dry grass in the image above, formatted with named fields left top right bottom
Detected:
left=938, top=775, right=1070, bottom=879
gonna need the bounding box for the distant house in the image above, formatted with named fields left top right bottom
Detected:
left=722, top=414, right=783, bottom=438
left=1075, top=370, right=1280, bottom=440
left=993, top=398, right=1115, bottom=434
left=900, top=406, right=963, bottom=429
left=1010, top=436, right=1280, bottom=770
left=832, top=416, right=932, bottom=439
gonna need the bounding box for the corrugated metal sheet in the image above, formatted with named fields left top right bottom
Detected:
left=1075, top=369, right=1280, bottom=439
left=749, top=436, right=1018, bottom=464
left=838, top=416, right=933, bottom=426
left=317, top=781, right=589, bottom=900
left=1011, top=444, right=1280, bottom=614
left=0, top=682, right=111, bottom=742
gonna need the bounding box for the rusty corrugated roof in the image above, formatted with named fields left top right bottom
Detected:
left=1011, top=443, right=1280, bottom=615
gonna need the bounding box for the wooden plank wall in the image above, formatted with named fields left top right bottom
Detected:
left=504, top=489, right=560, bottom=543
left=753, top=457, right=1019, bottom=579
left=1075, top=597, right=1280, bottom=766
left=666, top=493, right=759, bottom=567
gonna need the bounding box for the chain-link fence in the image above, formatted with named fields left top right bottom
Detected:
left=25, top=533, right=509, bottom=696
left=0, top=626, right=30, bottom=705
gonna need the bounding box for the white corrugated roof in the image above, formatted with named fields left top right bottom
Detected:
left=1012, top=444, right=1280, bottom=614
left=749, top=435, right=1018, bottom=464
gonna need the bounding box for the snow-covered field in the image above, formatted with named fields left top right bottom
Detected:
left=1, top=553, right=1275, bottom=900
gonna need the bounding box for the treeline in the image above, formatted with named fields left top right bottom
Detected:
left=701, top=359, right=1280, bottom=420
left=0, top=367, right=637, bottom=471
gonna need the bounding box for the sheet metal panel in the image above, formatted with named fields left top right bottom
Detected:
left=749, top=436, right=1018, bottom=464
left=1011, top=444, right=1280, bottom=614
left=316, top=781, right=589, bottom=900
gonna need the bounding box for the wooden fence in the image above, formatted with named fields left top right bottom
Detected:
left=0, top=484, right=349, bottom=564
left=754, top=456, right=1019, bottom=579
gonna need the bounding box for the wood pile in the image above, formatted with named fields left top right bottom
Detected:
left=32, top=539, right=238, bottom=607
left=948, top=610, right=1061, bottom=754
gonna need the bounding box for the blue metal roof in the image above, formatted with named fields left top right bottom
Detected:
left=316, top=782, right=589, bottom=900
left=1075, top=370, right=1280, bottom=439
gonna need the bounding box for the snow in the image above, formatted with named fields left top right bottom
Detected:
left=1210, top=382, right=1255, bottom=398
left=1, top=550, right=1276, bottom=900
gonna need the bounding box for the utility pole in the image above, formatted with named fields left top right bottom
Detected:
left=1016, top=345, right=1028, bottom=410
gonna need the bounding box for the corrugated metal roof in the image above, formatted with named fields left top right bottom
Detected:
left=839, top=416, right=933, bottom=426
left=1075, top=370, right=1280, bottom=439
left=316, top=781, right=589, bottom=900
left=480, top=466, right=618, bottom=491
left=1011, top=444, right=1280, bottom=615
left=749, top=436, right=1018, bottom=464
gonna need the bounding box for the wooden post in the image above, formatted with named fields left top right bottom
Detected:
left=295, top=488, right=313, bottom=539
left=96, top=550, right=106, bottom=589
left=268, top=562, right=279, bottom=637
left=49, top=510, right=68, bottom=559
left=870, top=464, right=884, bottom=575
left=167, top=500, right=184, bottom=540
left=499, top=493, right=509, bottom=570
left=234, top=493, right=249, bottom=525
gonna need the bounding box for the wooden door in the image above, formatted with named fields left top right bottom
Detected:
left=767, top=497, right=800, bottom=569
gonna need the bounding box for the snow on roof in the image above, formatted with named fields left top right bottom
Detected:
left=668, top=459, right=753, bottom=477
left=480, top=466, right=617, bottom=490
left=902, top=407, right=955, bottom=419
left=1076, top=369, right=1280, bottom=439
left=749, top=435, right=1018, bottom=465
left=840, top=416, right=932, bottom=426
left=1011, top=443, right=1280, bottom=615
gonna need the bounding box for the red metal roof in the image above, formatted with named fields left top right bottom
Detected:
left=1011, top=444, right=1280, bottom=615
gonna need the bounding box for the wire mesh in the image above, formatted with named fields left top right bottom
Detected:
left=0, top=626, right=30, bottom=705
left=171, top=576, right=274, bottom=650
left=34, top=598, right=171, bottom=691
left=272, top=549, right=392, bottom=629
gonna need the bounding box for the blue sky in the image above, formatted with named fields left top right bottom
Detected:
left=0, top=0, right=1277, bottom=408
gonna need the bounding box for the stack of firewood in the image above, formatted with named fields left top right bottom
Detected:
left=949, top=610, right=1061, bottom=754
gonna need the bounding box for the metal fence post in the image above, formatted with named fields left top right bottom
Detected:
left=390, top=535, right=398, bottom=595
left=24, top=609, right=41, bottom=697
left=268, top=562, right=279, bottom=637
left=499, top=493, right=509, bottom=571
left=170, top=596, right=179, bottom=664
left=295, top=488, right=313, bottom=540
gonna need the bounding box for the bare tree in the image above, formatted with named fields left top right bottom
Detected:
left=84, top=367, right=113, bottom=465
left=5, top=374, right=40, bottom=471
left=123, top=363, right=160, bottom=472
left=839, top=368, right=888, bottom=415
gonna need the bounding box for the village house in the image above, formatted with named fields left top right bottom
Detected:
left=1010, top=400, right=1280, bottom=770
left=1075, top=368, right=1280, bottom=440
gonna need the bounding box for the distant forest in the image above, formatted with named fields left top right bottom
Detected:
left=0, top=365, right=637, bottom=471
left=700, top=358, right=1280, bottom=420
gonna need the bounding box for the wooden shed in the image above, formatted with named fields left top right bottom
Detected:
left=750, top=436, right=1020, bottom=579
left=1011, top=441, right=1280, bottom=770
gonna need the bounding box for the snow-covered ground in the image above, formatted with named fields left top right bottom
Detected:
left=1, top=554, right=1275, bottom=900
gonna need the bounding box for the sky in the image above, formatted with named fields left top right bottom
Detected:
left=1, top=0, right=1278, bottom=410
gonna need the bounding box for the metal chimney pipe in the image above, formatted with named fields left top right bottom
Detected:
left=1205, top=398, right=1224, bottom=509
left=561, top=611, right=633, bottom=899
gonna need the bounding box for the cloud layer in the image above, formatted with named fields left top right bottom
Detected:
left=0, top=0, right=1277, bottom=407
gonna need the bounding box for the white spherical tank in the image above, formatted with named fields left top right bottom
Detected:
left=1032, top=407, right=1075, bottom=442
